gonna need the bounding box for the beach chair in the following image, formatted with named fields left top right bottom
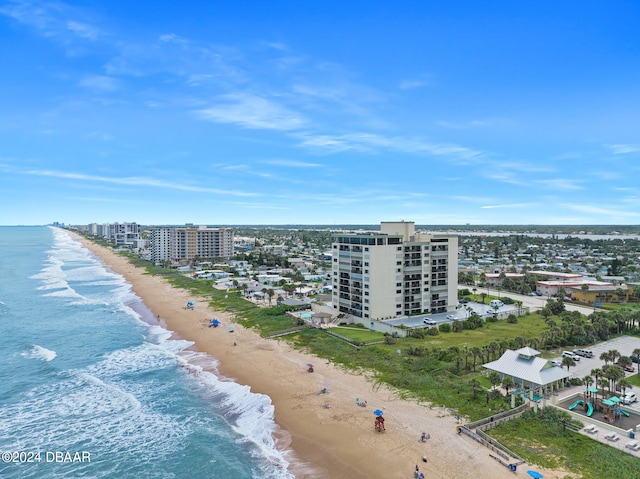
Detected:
left=605, top=432, right=619, bottom=441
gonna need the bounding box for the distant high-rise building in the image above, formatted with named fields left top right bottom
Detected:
left=151, top=224, right=233, bottom=263
left=331, top=221, right=458, bottom=320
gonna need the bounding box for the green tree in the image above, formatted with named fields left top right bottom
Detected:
left=501, top=376, right=515, bottom=395
left=488, top=371, right=501, bottom=390
left=468, top=378, right=482, bottom=400
left=562, top=355, right=576, bottom=371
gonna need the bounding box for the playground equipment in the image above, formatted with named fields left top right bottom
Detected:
left=568, top=400, right=583, bottom=410
left=586, top=402, right=594, bottom=417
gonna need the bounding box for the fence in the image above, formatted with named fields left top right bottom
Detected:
left=460, top=404, right=528, bottom=464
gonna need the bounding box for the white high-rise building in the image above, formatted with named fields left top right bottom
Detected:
left=331, top=221, right=458, bottom=320
left=151, top=224, right=233, bottom=263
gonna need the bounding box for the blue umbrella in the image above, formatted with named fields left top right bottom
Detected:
left=373, top=409, right=383, bottom=416
left=187, top=301, right=195, bottom=307
left=527, top=470, right=543, bottom=479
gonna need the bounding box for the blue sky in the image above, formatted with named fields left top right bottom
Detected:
left=1, top=1, right=640, bottom=226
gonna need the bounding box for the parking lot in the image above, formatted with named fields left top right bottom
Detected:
left=383, top=301, right=519, bottom=329
left=550, top=336, right=640, bottom=411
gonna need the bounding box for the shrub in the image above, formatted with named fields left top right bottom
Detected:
left=507, top=314, right=518, bottom=324
left=451, top=320, right=463, bottom=332
left=438, top=323, right=451, bottom=333
left=427, top=326, right=439, bottom=336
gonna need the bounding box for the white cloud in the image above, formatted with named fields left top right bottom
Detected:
left=78, top=75, right=119, bottom=91
left=23, top=169, right=259, bottom=197
left=562, top=203, right=640, bottom=218
left=481, top=203, right=534, bottom=209
left=399, top=79, right=427, bottom=90
left=295, top=131, right=485, bottom=163
left=66, top=20, right=99, bottom=40
left=606, top=144, right=640, bottom=155
left=536, top=178, right=584, bottom=191
left=262, top=159, right=322, bottom=168
left=196, top=93, right=306, bottom=131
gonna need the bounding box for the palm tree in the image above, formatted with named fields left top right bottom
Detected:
left=561, top=355, right=576, bottom=371
left=633, top=348, right=640, bottom=378
left=488, top=371, right=501, bottom=390
left=266, top=288, right=275, bottom=306
left=469, top=378, right=482, bottom=400
left=581, top=283, right=589, bottom=302
left=241, top=283, right=248, bottom=297
left=582, top=375, right=594, bottom=397
left=470, top=347, right=482, bottom=371
left=501, top=376, right=515, bottom=396
left=591, top=368, right=603, bottom=399
left=599, top=351, right=612, bottom=365
left=619, top=378, right=632, bottom=400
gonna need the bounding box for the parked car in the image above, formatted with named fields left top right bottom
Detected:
left=622, top=392, right=637, bottom=405
left=562, top=351, right=580, bottom=361
left=573, top=349, right=594, bottom=358
left=446, top=314, right=456, bottom=320
left=458, top=298, right=470, bottom=304
left=550, top=360, right=561, bottom=367
left=631, top=355, right=640, bottom=364
left=423, top=319, right=437, bottom=326
left=616, top=362, right=635, bottom=373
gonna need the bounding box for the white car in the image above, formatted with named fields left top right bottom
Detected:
left=423, top=319, right=437, bottom=326
left=550, top=360, right=561, bottom=367
left=446, top=314, right=456, bottom=320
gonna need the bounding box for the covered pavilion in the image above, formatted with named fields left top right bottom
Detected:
left=483, top=347, right=572, bottom=399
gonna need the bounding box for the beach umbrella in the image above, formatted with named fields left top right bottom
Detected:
left=187, top=301, right=195, bottom=307
left=373, top=409, right=383, bottom=416
left=307, top=363, right=313, bottom=367
left=527, top=470, right=543, bottom=479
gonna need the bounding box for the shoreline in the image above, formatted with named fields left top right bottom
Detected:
left=72, top=232, right=563, bottom=479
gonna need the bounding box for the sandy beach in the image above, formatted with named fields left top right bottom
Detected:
left=72, top=232, right=564, bottom=479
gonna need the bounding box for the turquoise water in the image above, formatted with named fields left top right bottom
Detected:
left=0, top=227, right=294, bottom=479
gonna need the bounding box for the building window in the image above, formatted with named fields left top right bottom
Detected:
left=396, top=304, right=402, bottom=308
left=364, top=262, right=369, bottom=266
left=396, top=283, right=401, bottom=287
left=365, top=247, right=369, bottom=251
left=396, top=289, right=402, bottom=294
left=396, top=261, right=401, bottom=265
left=364, top=306, right=369, bottom=311
left=365, top=292, right=369, bottom=296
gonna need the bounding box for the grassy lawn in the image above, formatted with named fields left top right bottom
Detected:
left=489, top=409, right=640, bottom=479
left=331, top=326, right=386, bottom=343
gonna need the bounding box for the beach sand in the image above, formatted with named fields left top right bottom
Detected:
left=73, top=232, right=565, bottom=479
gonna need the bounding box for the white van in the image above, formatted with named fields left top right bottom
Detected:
left=489, top=300, right=504, bottom=308
left=562, top=351, right=580, bottom=361
left=622, top=392, right=637, bottom=405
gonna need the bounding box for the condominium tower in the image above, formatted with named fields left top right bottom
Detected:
left=151, top=224, right=234, bottom=263
left=332, top=221, right=458, bottom=320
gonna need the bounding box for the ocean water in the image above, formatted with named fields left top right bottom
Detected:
left=0, top=226, right=295, bottom=479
